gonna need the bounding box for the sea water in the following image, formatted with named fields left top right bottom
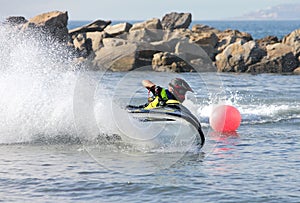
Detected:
left=0, top=22, right=299, bottom=202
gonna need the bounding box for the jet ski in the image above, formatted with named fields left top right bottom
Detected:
left=126, top=103, right=205, bottom=148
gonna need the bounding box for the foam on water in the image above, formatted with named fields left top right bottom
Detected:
left=0, top=25, right=78, bottom=144
left=192, top=89, right=300, bottom=127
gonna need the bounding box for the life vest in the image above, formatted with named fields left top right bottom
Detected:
left=144, top=89, right=180, bottom=110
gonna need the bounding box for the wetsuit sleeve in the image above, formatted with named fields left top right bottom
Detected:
left=148, top=85, right=156, bottom=95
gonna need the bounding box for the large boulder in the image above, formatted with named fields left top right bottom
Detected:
left=162, top=28, right=192, bottom=41
left=152, top=52, right=193, bottom=72
left=86, top=31, right=105, bottom=52
left=22, top=11, right=69, bottom=42
left=190, top=31, right=219, bottom=47
left=189, top=31, right=219, bottom=59
left=104, top=22, right=132, bottom=36
left=256, top=36, right=279, bottom=51
left=72, top=31, right=107, bottom=57
left=175, top=39, right=209, bottom=61
left=126, top=28, right=164, bottom=43
left=282, top=29, right=300, bottom=58
left=5, top=16, right=27, bottom=26
left=293, top=67, right=300, bottom=74
left=216, top=29, right=253, bottom=53
left=124, top=19, right=164, bottom=43
left=217, top=29, right=253, bottom=41
left=192, top=24, right=221, bottom=34
left=150, top=38, right=182, bottom=53
left=73, top=33, right=94, bottom=58
left=69, top=19, right=111, bottom=36
left=152, top=39, right=215, bottom=72
left=174, top=39, right=216, bottom=72
left=161, top=12, right=192, bottom=30
left=248, top=43, right=298, bottom=73
left=130, top=18, right=162, bottom=31
left=215, top=41, right=267, bottom=72
left=102, top=38, right=129, bottom=47
left=217, top=35, right=245, bottom=54
left=93, top=42, right=156, bottom=71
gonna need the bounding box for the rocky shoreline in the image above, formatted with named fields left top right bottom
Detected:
left=3, top=10, right=300, bottom=74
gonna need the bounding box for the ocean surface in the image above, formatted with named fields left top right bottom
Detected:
left=0, top=21, right=299, bottom=202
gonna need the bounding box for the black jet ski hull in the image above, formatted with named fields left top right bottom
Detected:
left=126, top=104, right=205, bottom=147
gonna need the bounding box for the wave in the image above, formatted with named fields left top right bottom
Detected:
left=239, top=104, right=300, bottom=125
left=0, top=25, right=78, bottom=144
left=193, top=101, right=300, bottom=127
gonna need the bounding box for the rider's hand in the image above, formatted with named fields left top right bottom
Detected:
left=159, top=100, right=166, bottom=106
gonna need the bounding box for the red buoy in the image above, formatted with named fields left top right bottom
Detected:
left=210, top=105, right=241, bottom=132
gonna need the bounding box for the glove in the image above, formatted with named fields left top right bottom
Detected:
left=159, top=99, right=166, bottom=106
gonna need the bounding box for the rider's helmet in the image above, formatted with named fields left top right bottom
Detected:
left=168, top=78, right=194, bottom=102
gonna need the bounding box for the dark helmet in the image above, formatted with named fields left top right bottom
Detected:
left=168, top=78, right=194, bottom=102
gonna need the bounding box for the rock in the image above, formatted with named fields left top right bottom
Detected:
left=293, top=67, right=300, bottom=74
left=150, top=38, right=182, bottom=53
left=73, top=33, right=94, bottom=58
left=5, top=16, right=27, bottom=26
left=104, top=22, right=132, bottom=36
left=86, top=31, right=105, bottom=52
left=162, top=29, right=192, bottom=41
left=256, top=36, right=279, bottom=50
left=175, top=39, right=210, bottom=61
left=130, top=18, right=162, bottom=31
left=282, top=29, right=300, bottom=45
left=282, top=29, right=300, bottom=58
left=189, top=31, right=219, bottom=59
left=216, top=29, right=253, bottom=53
left=22, top=11, right=69, bottom=42
left=217, top=29, right=253, bottom=41
left=126, top=28, right=164, bottom=43
left=152, top=52, right=193, bottom=72
left=102, top=38, right=128, bottom=47
left=93, top=44, right=137, bottom=71
left=215, top=41, right=267, bottom=72
left=198, top=44, right=218, bottom=60
left=190, top=58, right=216, bottom=72
left=248, top=43, right=298, bottom=73
left=189, top=31, right=219, bottom=47
left=69, top=19, right=111, bottom=35
left=93, top=42, right=156, bottom=71
left=161, top=12, right=192, bottom=30
left=152, top=38, right=215, bottom=72
left=192, top=24, right=221, bottom=34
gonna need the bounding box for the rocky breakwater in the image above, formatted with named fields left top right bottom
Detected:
left=4, top=10, right=300, bottom=74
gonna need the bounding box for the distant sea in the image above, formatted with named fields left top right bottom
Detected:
left=69, top=20, right=300, bottom=40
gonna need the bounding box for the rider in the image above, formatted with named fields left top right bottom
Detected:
left=142, top=78, right=194, bottom=109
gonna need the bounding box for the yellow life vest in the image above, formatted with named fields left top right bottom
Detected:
left=144, top=98, right=180, bottom=110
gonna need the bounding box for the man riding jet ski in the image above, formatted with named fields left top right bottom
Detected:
left=126, top=78, right=205, bottom=147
